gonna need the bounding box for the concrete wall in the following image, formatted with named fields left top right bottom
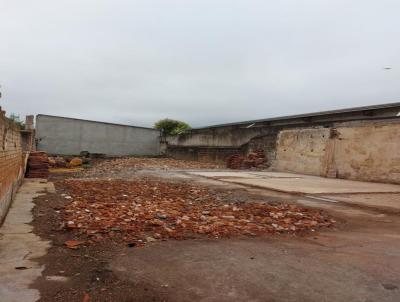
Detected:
left=272, top=120, right=400, bottom=184
left=0, top=110, right=30, bottom=225
left=272, top=128, right=331, bottom=176
left=166, top=104, right=400, bottom=165
left=167, top=126, right=271, bottom=148
left=166, top=126, right=281, bottom=164
left=166, top=104, right=400, bottom=183
left=334, top=121, right=400, bottom=183
left=167, top=146, right=243, bottom=164
left=36, top=115, right=160, bottom=156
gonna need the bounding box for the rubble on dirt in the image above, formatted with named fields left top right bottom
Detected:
left=69, top=157, right=83, bottom=167
left=26, top=151, right=49, bottom=178
left=64, top=240, right=85, bottom=249
left=62, top=179, right=335, bottom=245
left=80, top=157, right=222, bottom=177
left=227, top=150, right=268, bottom=169
left=48, top=155, right=87, bottom=168
left=49, top=156, right=67, bottom=168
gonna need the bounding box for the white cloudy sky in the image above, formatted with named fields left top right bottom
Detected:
left=1, top=0, right=399, bottom=127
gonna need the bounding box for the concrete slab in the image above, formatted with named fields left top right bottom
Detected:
left=111, top=234, right=400, bottom=302
left=190, top=171, right=304, bottom=179
left=318, top=193, right=400, bottom=212
left=188, top=171, right=400, bottom=194
left=0, top=179, right=53, bottom=302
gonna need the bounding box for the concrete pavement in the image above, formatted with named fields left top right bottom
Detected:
left=188, top=171, right=400, bottom=212
left=0, top=179, right=53, bottom=302
left=112, top=226, right=400, bottom=302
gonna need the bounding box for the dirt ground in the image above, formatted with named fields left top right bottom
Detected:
left=30, top=158, right=400, bottom=302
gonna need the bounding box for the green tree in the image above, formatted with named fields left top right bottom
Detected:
left=154, top=118, right=190, bottom=136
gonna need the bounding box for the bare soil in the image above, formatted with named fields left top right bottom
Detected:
left=31, top=177, right=168, bottom=301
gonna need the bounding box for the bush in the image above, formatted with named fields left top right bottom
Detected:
left=8, top=113, right=25, bottom=129
left=154, top=118, right=190, bottom=136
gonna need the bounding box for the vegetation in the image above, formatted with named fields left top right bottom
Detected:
left=8, top=113, right=25, bottom=129
left=154, top=118, right=190, bottom=136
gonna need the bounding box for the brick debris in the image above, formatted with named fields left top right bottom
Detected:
left=81, top=157, right=222, bottom=177
left=62, top=179, right=335, bottom=245
left=227, top=150, right=268, bottom=169
left=26, top=151, right=49, bottom=178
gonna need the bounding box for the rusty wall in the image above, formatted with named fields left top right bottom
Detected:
left=272, top=120, right=400, bottom=184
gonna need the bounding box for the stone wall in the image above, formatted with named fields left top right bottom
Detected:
left=272, top=120, right=400, bottom=184
left=0, top=110, right=29, bottom=225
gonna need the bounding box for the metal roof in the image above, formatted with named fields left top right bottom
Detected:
left=195, top=102, right=400, bottom=129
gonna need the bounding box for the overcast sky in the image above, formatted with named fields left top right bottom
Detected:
left=1, top=1, right=399, bottom=128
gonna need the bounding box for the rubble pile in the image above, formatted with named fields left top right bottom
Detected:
left=48, top=156, right=87, bottom=168
left=62, top=179, right=335, bottom=245
left=226, top=154, right=246, bottom=169
left=81, top=157, right=222, bottom=176
left=26, top=151, right=49, bottom=178
left=227, top=150, right=268, bottom=169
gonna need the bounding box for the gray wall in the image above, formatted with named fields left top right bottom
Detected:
left=166, top=104, right=400, bottom=165
left=36, top=115, right=160, bottom=156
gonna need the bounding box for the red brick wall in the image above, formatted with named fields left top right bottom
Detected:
left=0, top=110, right=27, bottom=224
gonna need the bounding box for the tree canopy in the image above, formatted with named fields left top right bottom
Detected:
left=154, top=118, right=190, bottom=136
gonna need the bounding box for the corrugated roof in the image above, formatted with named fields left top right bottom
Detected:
left=195, top=102, right=400, bottom=129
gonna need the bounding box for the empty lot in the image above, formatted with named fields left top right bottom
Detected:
left=2, top=157, right=400, bottom=302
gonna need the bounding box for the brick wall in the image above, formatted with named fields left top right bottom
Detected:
left=167, top=145, right=243, bottom=164
left=0, top=110, right=29, bottom=225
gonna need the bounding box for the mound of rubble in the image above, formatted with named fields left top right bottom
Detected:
left=48, top=155, right=88, bottom=168
left=80, top=157, right=222, bottom=177
left=26, top=151, right=49, bottom=178
left=227, top=150, right=268, bottom=169
left=61, top=179, right=335, bottom=245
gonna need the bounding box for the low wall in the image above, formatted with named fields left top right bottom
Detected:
left=272, top=120, right=400, bottom=184
left=36, top=115, right=161, bottom=156
left=167, top=146, right=242, bottom=164
left=166, top=127, right=281, bottom=165
left=0, top=112, right=29, bottom=225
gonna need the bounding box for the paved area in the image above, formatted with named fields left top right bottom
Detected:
left=112, top=227, right=400, bottom=302
left=318, top=193, right=400, bottom=212
left=188, top=171, right=400, bottom=194
left=0, top=179, right=53, bottom=302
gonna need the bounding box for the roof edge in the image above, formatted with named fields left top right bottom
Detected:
left=194, top=101, right=400, bottom=129
left=36, top=114, right=159, bottom=131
